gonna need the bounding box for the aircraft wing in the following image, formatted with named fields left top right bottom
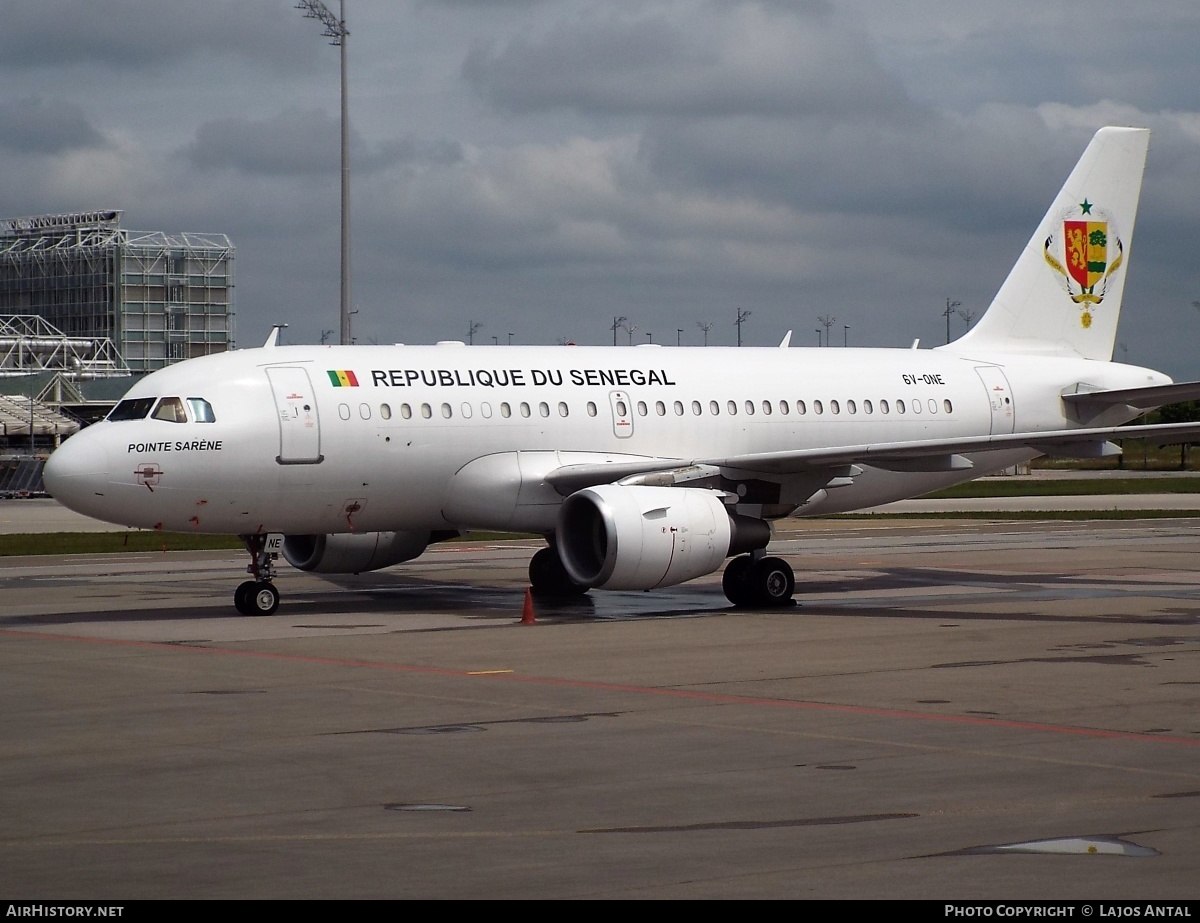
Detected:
left=697, top=420, right=1200, bottom=474
left=544, top=420, right=1200, bottom=491
left=1062, top=379, right=1200, bottom=411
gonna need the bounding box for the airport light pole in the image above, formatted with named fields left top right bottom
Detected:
left=943, top=299, right=961, bottom=344
left=818, top=314, right=836, bottom=347
left=612, top=316, right=627, bottom=346
left=735, top=309, right=751, bottom=347
left=296, top=0, right=351, bottom=346
left=697, top=320, right=712, bottom=346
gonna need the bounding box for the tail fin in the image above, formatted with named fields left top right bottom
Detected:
left=950, top=126, right=1150, bottom=361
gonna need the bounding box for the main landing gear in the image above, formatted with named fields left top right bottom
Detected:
left=528, top=546, right=589, bottom=598
left=235, top=534, right=281, bottom=616
left=722, top=553, right=795, bottom=608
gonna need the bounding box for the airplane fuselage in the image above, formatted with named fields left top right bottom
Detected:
left=45, top=342, right=1165, bottom=536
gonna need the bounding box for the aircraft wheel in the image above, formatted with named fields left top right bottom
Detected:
left=250, top=581, right=280, bottom=616
left=751, top=556, right=795, bottom=607
left=722, top=555, right=756, bottom=606
left=529, top=546, right=588, bottom=597
left=234, top=580, right=258, bottom=615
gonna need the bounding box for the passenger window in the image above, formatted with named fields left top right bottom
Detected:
left=380, top=403, right=392, bottom=420
left=912, top=399, right=922, bottom=414
left=359, top=403, right=371, bottom=420
left=830, top=400, right=840, bottom=415
left=339, top=403, right=351, bottom=421
left=636, top=401, right=648, bottom=416
left=481, top=402, right=493, bottom=419
left=780, top=400, right=790, bottom=415
left=108, top=397, right=156, bottom=421
left=501, top=402, right=512, bottom=418
left=944, top=399, right=953, bottom=414
left=727, top=400, right=737, bottom=415
left=863, top=399, right=872, bottom=414
left=880, top=399, right=889, bottom=414
left=519, top=402, right=531, bottom=418
left=847, top=400, right=856, bottom=414
left=814, top=400, right=823, bottom=415
left=616, top=400, right=627, bottom=416
left=461, top=402, right=473, bottom=419
left=709, top=400, right=720, bottom=415
left=421, top=403, right=432, bottom=419
left=655, top=401, right=666, bottom=416
left=927, top=399, right=937, bottom=414
left=587, top=401, right=597, bottom=417
left=538, top=402, right=549, bottom=417
left=896, top=399, right=905, bottom=414
left=558, top=402, right=569, bottom=417
left=692, top=400, right=702, bottom=415
left=152, top=397, right=187, bottom=423
left=796, top=400, right=806, bottom=415
left=187, top=398, right=216, bottom=423
left=441, top=403, right=453, bottom=419
left=762, top=400, right=772, bottom=415
left=400, top=403, right=412, bottom=420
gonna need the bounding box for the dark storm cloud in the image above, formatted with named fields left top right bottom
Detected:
left=639, top=110, right=1071, bottom=227
left=0, top=0, right=314, bottom=71
left=183, top=109, right=463, bottom=176
left=0, top=98, right=106, bottom=155
left=463, top=2, right=903, bottom=118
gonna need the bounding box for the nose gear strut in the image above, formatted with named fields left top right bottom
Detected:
left=235, top=533, right=281, bottom=615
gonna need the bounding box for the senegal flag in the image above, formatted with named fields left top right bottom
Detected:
left=327, top=369, right=359, bottom=387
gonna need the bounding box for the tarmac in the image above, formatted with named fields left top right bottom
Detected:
left=1, top=487, right=1199, bottom=900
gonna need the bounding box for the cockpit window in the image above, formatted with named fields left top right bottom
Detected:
left=107, top=397, right=156, bottom=421
left=187, top=398, right=216, bottom=423
left=152, top=397, right=187, bottom=423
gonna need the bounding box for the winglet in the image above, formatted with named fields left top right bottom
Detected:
left=778, top=330, right=792, bottom=348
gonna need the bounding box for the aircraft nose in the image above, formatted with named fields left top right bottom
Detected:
left=43, top=430, right=112, bottom=517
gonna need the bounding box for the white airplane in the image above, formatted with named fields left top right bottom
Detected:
left=43, top=126, right=1200, bottom=615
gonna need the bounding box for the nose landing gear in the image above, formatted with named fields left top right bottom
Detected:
left=235, top=534, right=281, bottom=615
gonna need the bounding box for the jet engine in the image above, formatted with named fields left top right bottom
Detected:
left=282, top=530, right=434, bottom=574
left=556, top=485, right=770, bottom=590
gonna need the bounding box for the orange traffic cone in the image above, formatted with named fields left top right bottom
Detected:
left=521, top=587, right=536, bottom=624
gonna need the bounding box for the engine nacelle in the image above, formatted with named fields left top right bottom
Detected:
left=556, top=485, right=770, bottom=590
left=282, top=530, right=432, bottom=574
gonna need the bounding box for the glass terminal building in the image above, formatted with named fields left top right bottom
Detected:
left=0, top=210, right=234, bottom=372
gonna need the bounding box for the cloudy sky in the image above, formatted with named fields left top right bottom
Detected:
left=4, top=1, right=1199, bottom=375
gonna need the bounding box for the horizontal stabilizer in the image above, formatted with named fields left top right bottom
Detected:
left=1062, top=379, right=1200, bottom=411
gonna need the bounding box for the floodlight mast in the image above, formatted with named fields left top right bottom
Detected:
left=297, top=0, right=352, bottom=345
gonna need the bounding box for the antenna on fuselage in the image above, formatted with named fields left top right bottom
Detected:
left=264, top=324, right=289, bottom=348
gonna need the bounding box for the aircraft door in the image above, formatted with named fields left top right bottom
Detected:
left=975, top=366, right=1015, bottom=434
left=609, top=390, right=634, bottom=438
left=267, top=367, right=324, bottom=464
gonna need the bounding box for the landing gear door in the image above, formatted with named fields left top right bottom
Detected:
left=975, top=366, right=1015, bottom=435
left=609, top=390, right=634, bottom=439
left=267, top=367, right=324, bottom=464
